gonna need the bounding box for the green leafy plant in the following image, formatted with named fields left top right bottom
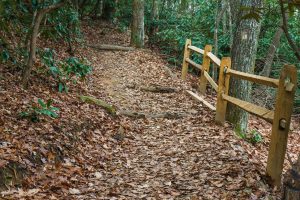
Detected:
left=20, top=99, right=59, bottom=122
left=1, top=49, right=9, bottom=62
left=235, top=128, right=263, bottom=145
left=248, top=130, right=263, bottom=144
left=62, top=57, right=92, bottom=78
left=41, top=48, right=62, bottom=77
left=46, top=6, right=82, bottom=55
left=41, top=48, right=68, bottom=92
left=40, top=48, right=92, bottom=92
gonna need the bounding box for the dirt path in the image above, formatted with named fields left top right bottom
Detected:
left=70, top=26, right=278, bottom=199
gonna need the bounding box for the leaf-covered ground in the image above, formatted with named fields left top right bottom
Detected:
left=0, top=21, right=299, bottom=199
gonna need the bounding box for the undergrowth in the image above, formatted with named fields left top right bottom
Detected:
left=19, top=99, right=59, bottom=122
left=236, top=129, right=263, bottom=145
left=41, top=48, right=92, bottom=92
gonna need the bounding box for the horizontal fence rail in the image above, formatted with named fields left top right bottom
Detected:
left=226, top=68, right=279, bottom=88
left=181, top=39, right=298, bottom=187
left=221, top=94, right=274, bottom=123
left=188, top=45, right=204, bottom=54
left=207, top=52, right=221, bottom=66
left=185, top=58, right=202, bottom=70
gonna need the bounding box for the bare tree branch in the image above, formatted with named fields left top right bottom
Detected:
left=279, top=0, right=300, bottom=61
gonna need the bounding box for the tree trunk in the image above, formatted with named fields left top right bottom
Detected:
left=213, top=0, right=227, bottom=81
left=91, top=0, right=101, bottom=18
left=79, top=0, right=89, bottom=18
left=283, top=154, right=300, bottom=200
left=99, top=0, right=103, bottom=17
left=222, top=1, right=227, bottom=33
left=260, top=20, right=284, bottom=77
left=149, top=0, right=159, bottom=37
left=226, top=0, right=263, bottom=133
left=22, top=12, right=42, bottom=87
left=228, top=0, right=240, bottom=25
left=112, top=0, right=119, bottom=24
left=102, top=0, right=115, bottom=21
left=21, top=2, right=65, bottom=87
left=131, top=0, right=144, bottom=48
left=227, top=1, right=234, bottom=48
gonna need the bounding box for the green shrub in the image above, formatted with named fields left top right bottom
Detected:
left=63, top=57, right=92, bottom=78
left=248, top=130, right=263, bottom=144
left=235, top=129, right=263, bottom=145
left=1, top=49, right=9, bottom=63
left=20, top=99, right=59, bottom=122
left=40, top=48, right=92, bottom=92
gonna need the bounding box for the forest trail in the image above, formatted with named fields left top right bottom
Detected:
left=74, top=23, right=280, bottom=199
left=1, top=22, right=299, bottom=199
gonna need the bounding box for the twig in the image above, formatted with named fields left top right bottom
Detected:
left=279, top=0, right=300, bottom=61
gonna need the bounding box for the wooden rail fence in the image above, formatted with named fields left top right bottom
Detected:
left=181, top=39, right=298, bottom=187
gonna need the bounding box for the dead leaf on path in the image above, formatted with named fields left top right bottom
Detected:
left=69, top=188, right=81, bottom=195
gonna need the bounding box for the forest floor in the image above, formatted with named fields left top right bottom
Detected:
left=0, top=21, right=300, bottom=200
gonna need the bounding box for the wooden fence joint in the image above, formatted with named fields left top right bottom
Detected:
left=215, top=57, right=231, bottom=124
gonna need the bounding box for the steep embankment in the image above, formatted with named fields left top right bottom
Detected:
left=0, top=21, right=299, bottom=199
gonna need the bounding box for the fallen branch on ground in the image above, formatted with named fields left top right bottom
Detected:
left=87, top=44, right=135, bottom=51
left=79, top=95, right=116, bottom=115
left=140, top=85, right=177, bottom=93
left=79, top=96, right=191, bottom=119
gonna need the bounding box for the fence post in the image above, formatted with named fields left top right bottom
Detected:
left=181, top=39, right=192, bottom=80
left=215, top=57, right=231, bottom=124
left=266, top=65, right=297, bottom=187
left=199, top=45, right=212, bottom=95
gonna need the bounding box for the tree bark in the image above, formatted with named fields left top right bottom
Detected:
left=226, top=0, right=263, bottom=133
left=213, top=0, right=227, bottom=81
left=149, top=0, right=159, bottom=37
left=227, top=1, right=234, bottom=48
left=22, top=2, right=65, bottom=87
left=283, top=154, right=300, bottom=200
left=260, top=21, right=284, bottom=77
left=228, top=0, right=240, bottom=25
left=131, top=0, right=144, bottom=48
